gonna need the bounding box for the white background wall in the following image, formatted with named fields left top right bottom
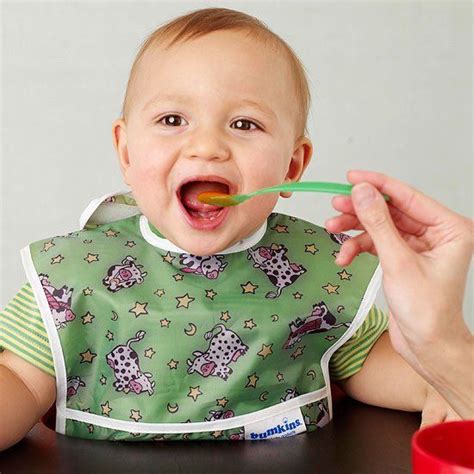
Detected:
left=1, top=0, right=472, bottom=327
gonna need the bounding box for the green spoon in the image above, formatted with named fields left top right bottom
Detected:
left=198, top=181, right=390, bottom=207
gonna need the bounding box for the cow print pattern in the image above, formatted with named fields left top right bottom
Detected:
left=40, top=211, right=359, bottom=441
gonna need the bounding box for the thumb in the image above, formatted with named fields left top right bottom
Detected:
left=351, top=182, right=412, bottom=269
left=420, top=387, right=447, bottom=428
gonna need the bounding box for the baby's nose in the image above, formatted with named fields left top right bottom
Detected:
left=184, top=128, right=230, bottom=161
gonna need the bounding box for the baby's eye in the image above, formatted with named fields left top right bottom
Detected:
left=157, top=114, right=186, bottom=127
left=231, top=119, right=260, bottom=131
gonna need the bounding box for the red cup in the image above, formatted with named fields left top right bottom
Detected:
left=412, top=420, right=474, bottom=473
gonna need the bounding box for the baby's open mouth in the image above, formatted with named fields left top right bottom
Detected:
left=177, top=178, right=231, bottom=229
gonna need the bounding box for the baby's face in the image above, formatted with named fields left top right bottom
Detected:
left=113, top=30, right=312, bottom=255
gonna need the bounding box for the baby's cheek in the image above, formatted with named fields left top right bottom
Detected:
left=129, top=160, right=164, bottom=188
left=135, top=156, right=160, bottom=174
left=244, top=193, right=278, bottom=220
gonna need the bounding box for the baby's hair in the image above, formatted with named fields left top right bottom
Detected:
left=121, top=7, right=311, bottom=138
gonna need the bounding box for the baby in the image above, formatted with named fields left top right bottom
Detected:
left=0, top=7, right=434, bottom=447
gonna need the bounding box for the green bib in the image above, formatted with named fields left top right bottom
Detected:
left=21, top=191, right=381, bottom=441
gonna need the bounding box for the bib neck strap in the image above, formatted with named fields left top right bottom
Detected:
left=139, top=215, right=267, bottom=255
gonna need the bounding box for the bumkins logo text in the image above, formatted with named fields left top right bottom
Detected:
left=249, top=417, right=302, bottom=439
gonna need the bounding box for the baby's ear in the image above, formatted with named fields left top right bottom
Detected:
left=112, top=118, right=131, bottom=185
left=280, top=136, right=313, bottom=199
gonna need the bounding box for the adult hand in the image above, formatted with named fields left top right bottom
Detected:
left=324, top=169, right=473, bottom=418
left=421, top=385, right=461, bottom=428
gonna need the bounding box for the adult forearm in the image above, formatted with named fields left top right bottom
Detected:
left=417, top=331, right=474, bottom=419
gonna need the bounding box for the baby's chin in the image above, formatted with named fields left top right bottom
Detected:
left=146, top=202, right=271, bottom=255
left=171, top=232, right=242, bottom=256
left=167, top=220, right=264, bottom=256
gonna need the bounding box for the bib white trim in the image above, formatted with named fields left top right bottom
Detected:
left=139, top=215, right=268, bottom=255
left=79, top=189, right=134, bottom=230
left=320, top=262, right=383, bottom=419
left=20, top=245, right=69, bottom=434
left=64, top=387, right=327, bottom=434
left=79, top=190, right=268, bottom=255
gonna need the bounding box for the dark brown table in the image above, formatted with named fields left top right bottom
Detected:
left=0, top=392, right=420, bottom=473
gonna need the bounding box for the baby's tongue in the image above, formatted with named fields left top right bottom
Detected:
left=180, top=181, right=228, bottom=211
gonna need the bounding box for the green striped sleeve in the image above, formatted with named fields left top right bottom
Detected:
left=0, top=282, right=55, bottom=377
left=329, top=304, right=388, bottom=381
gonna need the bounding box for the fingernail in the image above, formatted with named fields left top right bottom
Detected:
left=352, top=184, right=375, bottom=208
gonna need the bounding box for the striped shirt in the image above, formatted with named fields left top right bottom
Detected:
left=0, top=283, right=388, bottom=380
